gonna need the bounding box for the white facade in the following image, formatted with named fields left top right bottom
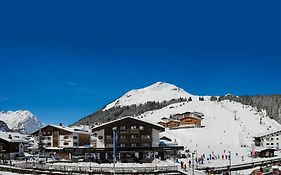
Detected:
left=33, top=125, right=91, bottom=148
left=260, top=133, right=280, bottom=149
left=152, top=129, right=160, bottom=147
left=94, top=129, right=105, bottom=148
left=255, top=130, right=281, bottom=150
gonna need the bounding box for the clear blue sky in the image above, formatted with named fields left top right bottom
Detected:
left=0, top=1, right=280, bottom=125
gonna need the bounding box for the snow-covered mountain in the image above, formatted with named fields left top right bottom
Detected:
left=104, top=82, right=194, bottom=111
left=75, top=81, right=281, bottom=167
left=0, top=110, right=43, bottom=134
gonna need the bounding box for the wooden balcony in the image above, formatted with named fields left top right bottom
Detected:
left=129, top=129, right=140, bottom=133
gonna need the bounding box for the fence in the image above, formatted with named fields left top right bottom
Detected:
left=14, top=162, right=179, bottom=174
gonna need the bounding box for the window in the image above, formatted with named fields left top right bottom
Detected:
left=120, top=126, right=126, bottom=130
left=106, top=144, right=113, bottom=147
left=266, top=143, right=270, bottom=145
left=142, top=143, right=151, bottom=147
left=120, top=144, right=126, bottom=147
left=73, top=136, right=78, bottom=139
left=271, top=143, right=274, bottom=145
left=106, top=135, right=112, bottom=139
left=73, top=142, right=78, bottom=146
left=141, top=135, right=151, bottom=138
left=131, top=143, right=137, bottom=147
left=131, top=126, right=137, bottom=129
left=271, top=138, right=274, bottom=141
left=131, top=134, right=138, bottom=138
left=120, top=135, right=126, bottom=138
left=63, top=142, right=69, bottom=145
left=140, top=126, right=144, bottom=130
left=47, top=137, right=51, bottom=140
left=64, top=136, right=69, bottom=139
left=277, top=138, right=279, bottom=140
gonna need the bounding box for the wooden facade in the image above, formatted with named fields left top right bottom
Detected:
left=158, top=120, right=180, bottom=128
left=179, top=116, right=201, bottom=126
left=0, top=138, right=24, bottom=159
left=92, top=117, right=168, bottom=163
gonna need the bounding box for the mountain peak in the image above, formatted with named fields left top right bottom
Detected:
left=103, top=82, right=193, bottom=111
left=0, top=110, right=43, bottom=134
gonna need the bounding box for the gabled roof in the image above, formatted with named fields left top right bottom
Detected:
left=0, top=132, right=27, bottom=143
left=254, top=147, right=277, bottom=152
left=158, top=119, right=179, bottom=124
left=92, top=116, right=165, bottom=131
left=253, top=129, right=281, bottom=138
left=31, top=124, right=91, bottom=135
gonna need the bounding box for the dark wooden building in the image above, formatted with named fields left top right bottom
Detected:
left=91, top=117, right=183, bottom=163
left=0, top=132, right=25, bottom=159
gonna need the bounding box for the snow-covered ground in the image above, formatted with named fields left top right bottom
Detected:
left=0, top=171, right=33, bottom=175
left=140, top=98, right=281, bottom=167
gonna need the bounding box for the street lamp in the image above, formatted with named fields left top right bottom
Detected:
left=192, top=152, right=195, bottom=175
left=228, top=151, right=231, bottom=175
left=194, top=150, right=198, bottom=169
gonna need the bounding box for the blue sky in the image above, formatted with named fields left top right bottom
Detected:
left=0, top=1, right=280, bottom=125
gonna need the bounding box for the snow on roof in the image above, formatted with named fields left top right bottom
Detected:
left=254, top=147, right=277, bottom=152
left=0, top=131, right=27, bottom=143
left=92, top=116, right=165, bottom=131
left=253, top=129, right=281, bottom=138
left=32, top=124, right=91, bottom=135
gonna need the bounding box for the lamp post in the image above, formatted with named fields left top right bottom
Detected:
left=192, top=152, right=195, bottom=175
left=194, top=150, right=198, bottom=170
left=113, top=127, right=118, bottom=175
left=228, top=151, right=231, bottom=175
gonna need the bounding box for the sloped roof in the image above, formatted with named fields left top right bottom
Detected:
left=31, top=124, right=91, bottom=135
left=92, top=116, right=165, bottom=131
left=0, top=132, right=27, bottom=143
left=253, top=129, right=281, bottom=138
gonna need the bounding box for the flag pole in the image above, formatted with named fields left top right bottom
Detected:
left=113, top=127, right=117, bottom=175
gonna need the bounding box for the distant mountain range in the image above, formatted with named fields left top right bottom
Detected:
left=0, top=110, right=43, bottom=134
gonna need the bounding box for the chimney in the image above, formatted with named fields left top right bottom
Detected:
left=59, top=123, right=63, bottom=126
left=8, top=134, right=12, bottom=139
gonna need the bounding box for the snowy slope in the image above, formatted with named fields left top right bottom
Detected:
left=101, top=82, right=281, bottom=167
left=103, top=82, right=195, bottom=111
left=0, top=110, right=44, bottom=134
left=138, top=97, right=281, bottom=167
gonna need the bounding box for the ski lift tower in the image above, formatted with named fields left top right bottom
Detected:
left=259, top=112, right=263, bottom=124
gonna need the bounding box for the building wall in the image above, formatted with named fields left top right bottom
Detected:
left=152, top=129, right=160, bottom=147
left=95, top=129, right=105, bottom=148
left=180, top=117, right=201, bottom=126
left=59, top=134, right=74, bottom=147
left=260, top=133, right=281, bottom=149
left=78, top=134, right=90, bottom=146
left=167, top=121, right=180, bottom=128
